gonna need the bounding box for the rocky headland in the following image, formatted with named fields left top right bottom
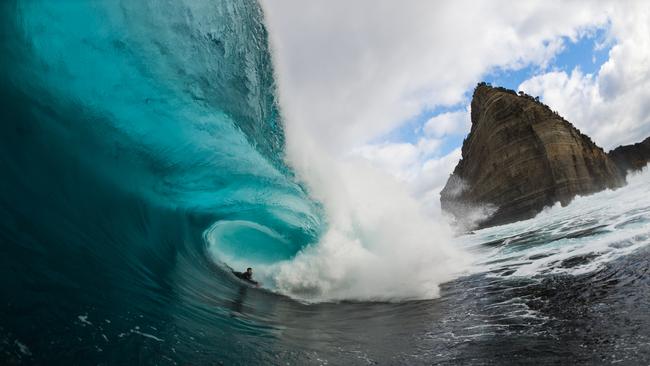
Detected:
left=441, top=83, right=649, bottom=230
left=608, top=136, right=650, bottom=176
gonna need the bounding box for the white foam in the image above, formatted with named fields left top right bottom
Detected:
left=77, top=314, right=92, bottom=326
left=15, top=340, right=31, bottom=356
left=465, top=165, right=650, bottom=279
left=131, top=330, right=164, bottom=342
left=118, top=326, right=165, bottom=342
left=258, top=115, right=471, bottom=302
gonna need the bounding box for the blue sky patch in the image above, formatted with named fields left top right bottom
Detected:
left=381, top=26, right=612, bottom=157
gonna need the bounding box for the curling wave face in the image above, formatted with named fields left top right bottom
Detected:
left=2, top=0, right=325, bottom=263
left=0, top=0, right=326, bottom=363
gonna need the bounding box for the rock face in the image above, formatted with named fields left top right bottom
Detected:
left=440, top=83, right=625, bottom=229
left=608, top=136, right=650, bottom=176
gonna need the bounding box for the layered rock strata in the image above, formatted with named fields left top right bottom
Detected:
left=440, top=83, right=625, bottom=229
left=608, top=136, right=650, bottom=176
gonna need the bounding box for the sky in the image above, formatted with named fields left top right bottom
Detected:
left=261, top=1, right=650, bottom=214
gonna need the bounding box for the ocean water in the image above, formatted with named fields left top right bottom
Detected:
left=1, top=1, right=649, bottom=365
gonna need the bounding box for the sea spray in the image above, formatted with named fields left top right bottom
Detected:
left=256, top=93, right=471, bottom=302
left=461, top=164, right=650, bottom=279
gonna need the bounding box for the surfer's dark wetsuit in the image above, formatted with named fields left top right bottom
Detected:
left=234, top=270, right=258, bottom=286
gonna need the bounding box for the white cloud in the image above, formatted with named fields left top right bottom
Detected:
left=352, top=138, right=442, bottom=181
left=262, top=0, right=650, bottom=221
left=351, top=142, right=462, bottom=215
left=262, top=0, right=610, bottom=152
left=350, top=105, right=470, bottom=209
left=518, top=2, right=650, bottom=150
left=352, top=108, right=469, bottom=185
left=423, top=110, right=471, bottom=138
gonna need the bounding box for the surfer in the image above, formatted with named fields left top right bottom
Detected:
left=234, top=267, right=259, bottom=286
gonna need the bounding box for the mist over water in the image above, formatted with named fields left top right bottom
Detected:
left=204, top=120, right=471, bottom=302
left=1, top=0, right=649, bottom=364
left=270, top=156, right=469, bottom=302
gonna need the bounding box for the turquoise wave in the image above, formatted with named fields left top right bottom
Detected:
left=1, top=0, right=323, bottom=260
left=0, top=1, right=324, bottom=363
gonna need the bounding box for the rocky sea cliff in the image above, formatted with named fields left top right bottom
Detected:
left=441, top=83, right=649, bottom=229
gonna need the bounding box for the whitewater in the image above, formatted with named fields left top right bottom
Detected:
left=0, top=0, right=648, bottom=365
